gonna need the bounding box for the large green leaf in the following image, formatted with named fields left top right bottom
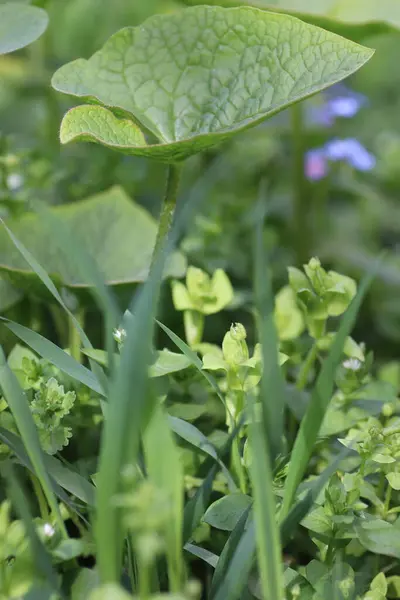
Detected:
left=0, top=3, right=48, bottom=55
left=0, top=186, right=185, bottom=292
left=52, top=6, right=373, bottom=162
left=183, top=1, right=399, bottom=41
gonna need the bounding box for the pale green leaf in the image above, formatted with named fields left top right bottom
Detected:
left=203, top=493, right=252, bottom=531
left=52, top=6, right=373, bottom=161
left=0, top=3, right=48, bottom=55
left=0, top=186, right=185, bottom=291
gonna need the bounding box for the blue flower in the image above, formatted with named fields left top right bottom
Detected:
left=308, top=84, right=367, bottom=127
left=305, top=138, right=375, bottom=181
left=324, top=138, right=376, bottom=171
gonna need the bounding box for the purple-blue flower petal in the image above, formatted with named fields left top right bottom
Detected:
left=304, top=148, right=328, bottom=181
left=324, top=138, right=375, bottom=172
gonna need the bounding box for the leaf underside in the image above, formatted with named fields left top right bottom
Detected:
left=52, top=5, right=373, bottom=162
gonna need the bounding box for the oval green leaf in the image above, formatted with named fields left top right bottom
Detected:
left=0, top=186, right=185, bottom=293
left=52, top=5, right=373, bottom=162
left=203, top=492, right=252, bottom=531
left=0, top=3, right=49, bottom=55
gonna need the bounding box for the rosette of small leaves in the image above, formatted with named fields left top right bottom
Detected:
left=302, top=474, right=366, bottom=563
left=289, top=257, right=357, bottom=339
left=202, top=323, right=288, bottom=394
left=339, top=418, right=400, bottom=492
left=30, top=377, right=76, bottom=455
left=0, top=501, right=34, bottom=599
left=172, top=266, right=233, bottom=346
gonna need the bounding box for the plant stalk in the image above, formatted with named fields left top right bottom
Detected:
left=296, top=340, right=319, bottom=391
left=291, top=103, right=309, bottom=264
left=68, top=307, right=85, bottom=364
left=30, top=472, right=49, bottom=521
left=151, top=163, right=183, bottom=266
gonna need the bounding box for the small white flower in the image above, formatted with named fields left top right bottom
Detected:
left=7, top=173, right=23, bottom=191
left=43, top=523, right=55, bottom=538
left=113, top=327, right=126, bottom=344
left=343, top=357, right=362, bottom=371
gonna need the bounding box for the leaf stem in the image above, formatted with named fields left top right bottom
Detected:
left=29, top=472, right=49, bottom=521
left=291, top=103, right=309, bottom=264
left=68, top=307, right=85, bottom=364
left=296, top=340, right=319, bottom=391
left=151, top=163, right=183, bottom=266
left=384, top=483, right=392, bottom=518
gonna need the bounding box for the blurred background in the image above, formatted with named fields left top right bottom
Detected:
left=1, top=0, right=400, bottom=368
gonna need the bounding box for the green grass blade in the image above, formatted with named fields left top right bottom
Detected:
left=253, top=210, right=286, bottom=461
left=144, top=403, right=184, bottom=590
left=184, top=543, right=219, bottom=568
left=213, top=519, right=256, bottom=600
left=280, top=269, right=375, bottom=519
left=5, top=462, right=61, bottom=597
left=0, top=220, right=108, bottom=393
left=168, top=415, right=237, bottom=492
left=248, top=408, right=283, bottom=600
left=0, top=427, right=95, bottom=506
left=183, top=465, right=217, bottom=543
left=280, top=446, right=351, bottom=545
left=211, top=505, right=252, bottom=598
left=0, top=346, right=66, bottom=536
left=182, top=419, right=246, bottom=543
left=95, top=259, right=164, bottom=582
left=2, top=319, right=104, bottom=396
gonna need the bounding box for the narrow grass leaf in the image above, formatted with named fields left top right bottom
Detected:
left=0, top=427, right=95, bottom=506
left=248, top=412, right=283, bottom=600
left=0, top=345, right=66, bottom=535
left=0, top=220, right=107, bottom=392
left=184, top=543, right=219, bottom=568
left=144, top=403, right=184, bottom=589
left=2, top=319, right=104, bottom=395
left=211, top=505, right=252, bottom=598
left=253, top=206, right=286, bottom=461
left=280, top=269, right=375, bottom=519
left=183, top=465, right=217, bottom=543
left=95, top=255, right=164, bottom=582
left=213, top=519, right=256, bottom=600
left=168, top=415, right=236, bottom=491
left=5, top=463, right=61, bottom=596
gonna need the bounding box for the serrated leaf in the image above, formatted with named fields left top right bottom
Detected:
left=52, top=6, right=373, bottom=162
left=0, top=186, right=185, bottom=292
left=0, top=3, right=48, bottom=55
left=203, top=493, right=252, bottom=531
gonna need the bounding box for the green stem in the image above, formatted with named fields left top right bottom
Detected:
left=151, top=163, right=183, bottom=266
left=291, top=103, right=309, bottom=264
left=229, top=392, right=247, bottom=494
left=29, top=473, right=49, bottom=521
left=384, top=484, right=392, bottom=518
left=296, top=340, right=319, bottom=391
left=68, top=307, right=85, bottom=364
